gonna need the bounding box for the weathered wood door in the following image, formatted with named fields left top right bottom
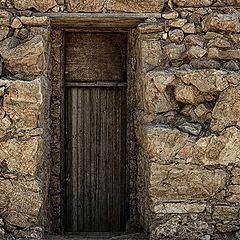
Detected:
left=64, top=33, right=128, bottom=233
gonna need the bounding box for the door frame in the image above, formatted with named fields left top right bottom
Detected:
left=59, top=28, right=132, bottom=234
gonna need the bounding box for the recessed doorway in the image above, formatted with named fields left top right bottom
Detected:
left=64, top=32, right=128, bottom=233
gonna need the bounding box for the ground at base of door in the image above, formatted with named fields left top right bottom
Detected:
left=45, top=233, right=148, bottom=240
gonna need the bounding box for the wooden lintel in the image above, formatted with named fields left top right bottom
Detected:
left=33, top=13, right=162, bottom=28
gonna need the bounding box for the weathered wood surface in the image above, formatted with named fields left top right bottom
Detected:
left=33, top=12, right=162, bottom=27
left=64, top=32, right=128, bottom=232
left=65, top=33, right=127, bottom=82
left=65, top=87, right=127, bottom=232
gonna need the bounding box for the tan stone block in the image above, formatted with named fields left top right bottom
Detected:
left=168, top=19, right=188, bottom=28
left=20, top=16, right=50, bottom=26
left=106, top=0, right=165, bottom=13
left=194, top=104, right=210, bottom=117
left=221, top=0, right=236, bottom=5
left=175, top=84, right=205, bottom=105
left=230, top=34, right=240, bottom=45
left=228, top=185, right=240, bottom=194
left=0, top=179, right=13, bottom=209
left=151, top=216, right=209, bottom=239
left=190, top=59, right=221, bottom=70
left=138, top=22, right=165, bottom=34
left=154, top=203, right=206, bottom=214
left=178, top=127, right=240, bottom=166
left=66, top=0, right=105, bottom=12
left=208, top=47, right=240, bottom=60
left=137, top=125, right=189, bottom=162
left=182, top=23, right=196, bottom=34
left=141, top=39, right=162, bottom=70
left=202, top=14, right=240, bottom=33
left=185, top=34, right=205, bottom=48
left=162, top=11, right=179, bottom=20
left=143, top=71, right=179, bottom=113
left=175, top=69, right=231, bottom=92
left=213, top=206, right=239, bottom=220
left=172, top=0, right=213, bottom=7
left=231, top=167, right=240, bottom=184
left=0, top=26, right=9, bottom=41
left=0, top=115, right=12, bottom=131
left=207, top=38, right=231, bottom=49
left=227, top=194, right=240, bottom=203
left=0, top=36, right=45, bottom=76
left=14, top=227, right=42, bottom=239
left=11, top=18, right=23, bottom=29
left=211, top=86, right=240, bottom=131
left=149, top=163, right=227, bottom=201
left=8, top=188, right=42, bottom=217
left=140, top=124, right=240, bottom=167
left=188, top=46, right=207, bottom=59
left=216, top=222, right=240, bottom=233
left=163, top=43, right=186, bottom=61
left=0, top=10, right=12, bottom=26
left=3, top=78, right=44, bottom=130
left=14, top=0, right=57, bottom=12
left=168, top=29, right=185, bottom=43
left=4, top=211, right=31, bottom=228
left=0, top=137, right=43, bottom=176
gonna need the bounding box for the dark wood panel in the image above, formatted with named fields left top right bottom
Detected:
left=65, top=33, right=127, bottom=82
left=65, top=86, right=127, bottom=232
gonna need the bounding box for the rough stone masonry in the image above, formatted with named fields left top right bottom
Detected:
left=0, top=0, right=240, bottom=239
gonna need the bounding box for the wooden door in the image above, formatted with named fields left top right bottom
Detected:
left=64, top=33, right=128, bottom=233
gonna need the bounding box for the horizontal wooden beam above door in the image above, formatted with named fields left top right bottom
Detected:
left=33, top=13, right=162, bottom=28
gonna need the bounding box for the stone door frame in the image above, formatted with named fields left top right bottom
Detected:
left=49, top=14, right=154, bottom=233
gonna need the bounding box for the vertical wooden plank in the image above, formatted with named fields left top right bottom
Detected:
left=100, top=88, right=108, bottom=231
left=95, top=87, right=101, bottom=231
left=65, top=87, right=72, bottom=232
left=83, top=88, right=92, bottom=231
left=110, top=88, right=116, bottom=232
left=120, top=87, right=127, bottom=230
left=66, top=87, right=79, bottom=232
left=73, top=87, right=79, bottom=232
left=91, top=87, right=98, bottom=231
left=77, top=88, right=84, bottom=231
left=107, top=87, right=113, bottom=232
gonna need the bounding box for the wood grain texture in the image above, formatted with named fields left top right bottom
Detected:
left=65, top=32, right=128, bottom=232
left=65, top=33, right=127, bottom=82
left=65, top=87, right=127, bottom=232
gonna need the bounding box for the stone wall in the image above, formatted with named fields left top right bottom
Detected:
left=0, top=0, right=240, bottom=239
left=0, top=7, right=51, bottom=239
left=134, top=5, right=240, bottom=240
